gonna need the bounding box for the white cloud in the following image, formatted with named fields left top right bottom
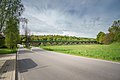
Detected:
left=20, top=0, right=120, bottom=38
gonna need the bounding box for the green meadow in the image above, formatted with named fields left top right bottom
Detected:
left=41, top=43, right=120, bottom=62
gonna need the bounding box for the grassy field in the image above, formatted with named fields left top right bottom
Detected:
left=0, top=49, right=17, bottom=54
left=40, top=43, right=120, bottom=62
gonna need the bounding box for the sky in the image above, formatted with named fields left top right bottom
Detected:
left=20, top=0, right=120, bottom=38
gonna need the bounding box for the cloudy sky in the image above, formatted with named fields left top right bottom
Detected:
left=21, top=0, right=120, bottom=38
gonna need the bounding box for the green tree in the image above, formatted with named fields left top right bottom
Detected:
left=5, top=18, right=20, bottom=49
left=0, top=0, right=24, bottom=48
left=108, top=20, right=120, bottom=42
left=103, top=33, right=114, bottom=44
left=96, top=31, right=105, bottom=43
left=97, top=20, right=120, bottom=44
left=0, top=0, right=24, bottom=32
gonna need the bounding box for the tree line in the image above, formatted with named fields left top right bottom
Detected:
left=97, top=20, right=120, bottom=44
left=21, top=35, right=96, bottom=42
left=0, top=0, right=24, bottom=49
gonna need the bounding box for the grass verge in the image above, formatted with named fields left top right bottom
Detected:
left=0, top=48, right=17, bottom=54
left=40, top=43, right=120, bottom=62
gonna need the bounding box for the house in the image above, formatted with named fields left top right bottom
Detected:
left=0, top=32, right=5, bottom=47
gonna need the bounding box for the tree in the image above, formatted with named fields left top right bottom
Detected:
left=108, top=20, right=120, bottom=42
left=96, top=31, right=105, bottom=43
left=0, top=0, right=24, bottom=32
left=5, top=17, right=20, bottom=49
left=97, top=20, right=120, bottom=44
left=0, top=0, right=24, bottom=48
left=102, top=33, right=114, bottom=44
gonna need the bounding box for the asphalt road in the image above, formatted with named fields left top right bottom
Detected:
left=18, top=47, right=120, bottom=80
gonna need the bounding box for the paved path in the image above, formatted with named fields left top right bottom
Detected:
left=0, top=54, right=15, bottom=80
left=18, top=47, right=120, bottom=80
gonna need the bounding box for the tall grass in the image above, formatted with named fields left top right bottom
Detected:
left=40, top=43, right=120, bottom=62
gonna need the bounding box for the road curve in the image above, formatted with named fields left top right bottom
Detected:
left=18, top=47, right=120, bottom=80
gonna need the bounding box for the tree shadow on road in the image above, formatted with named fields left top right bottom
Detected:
left=18, top=58, right=49, bottom=73
left=18, top=58, right=38, bottom=73
left=0, top=59, right=15, bottom=79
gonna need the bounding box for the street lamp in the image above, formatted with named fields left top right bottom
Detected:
left=19, top=17, right=30, bottom=48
